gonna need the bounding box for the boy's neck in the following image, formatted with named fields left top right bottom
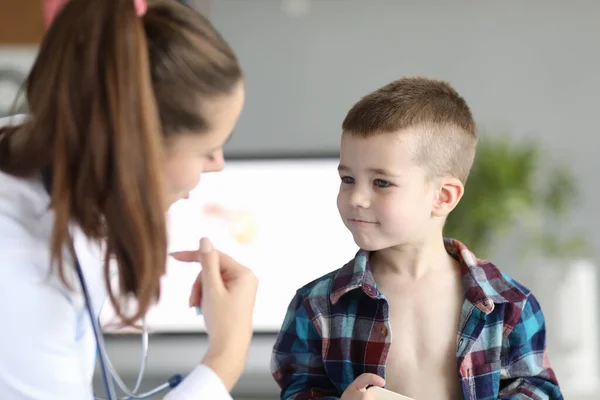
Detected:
left=370, top=235, right=454, bottom=280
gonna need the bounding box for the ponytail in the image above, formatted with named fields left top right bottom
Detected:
left=95, top=0, right=167, bottom=324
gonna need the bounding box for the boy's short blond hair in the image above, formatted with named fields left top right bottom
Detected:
left=342, top=77, right=477, bottom=184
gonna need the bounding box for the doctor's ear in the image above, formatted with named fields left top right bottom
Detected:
left=431, top=176, right=464, bottom=218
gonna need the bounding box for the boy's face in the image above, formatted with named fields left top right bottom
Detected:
left=337, top=132, right=438, bottom=251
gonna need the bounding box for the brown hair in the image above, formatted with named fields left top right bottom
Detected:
left=342, top=77, right=477, bottom=183
left=0, top=0, right=242, bottom=325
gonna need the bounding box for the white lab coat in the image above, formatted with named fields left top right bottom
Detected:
left=0, top=115, right=232, bottom=399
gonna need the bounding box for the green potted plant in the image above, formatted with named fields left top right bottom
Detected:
left=444, top=133, right=589, bottom=261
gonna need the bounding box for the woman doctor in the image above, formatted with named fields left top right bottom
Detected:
left=0, top=0, right=257, bottom=398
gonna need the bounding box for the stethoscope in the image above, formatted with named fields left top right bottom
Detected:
left=42, top=170, right=183, bottom=399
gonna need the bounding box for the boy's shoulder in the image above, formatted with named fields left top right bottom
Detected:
left=295, top=255, right=356, bottom=299
left=294, top=250, right=372, bottom=305
left=446, top=238, right=535, bottom=311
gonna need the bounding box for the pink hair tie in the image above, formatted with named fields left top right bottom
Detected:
left=42, top=0, right=70, bottom=28
left=133, top=0, right=148, bottom=16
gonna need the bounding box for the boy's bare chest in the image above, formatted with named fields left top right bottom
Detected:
left=376, top=277, right=464, bottom=399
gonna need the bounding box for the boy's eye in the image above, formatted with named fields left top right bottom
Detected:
left=374, top=179, right=391, bottom=188
left=341, top=176, right=355, bottom=184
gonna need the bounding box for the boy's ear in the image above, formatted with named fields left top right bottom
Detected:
left=432, top=176, right=464, bottom=218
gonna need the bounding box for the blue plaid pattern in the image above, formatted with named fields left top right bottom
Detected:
left=271, top=239, right=563, bottom=400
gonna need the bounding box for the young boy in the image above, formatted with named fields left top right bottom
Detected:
left=270, top=77, right=563, bottom=400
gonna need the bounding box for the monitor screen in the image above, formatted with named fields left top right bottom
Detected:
left=102, top=157, right=359, bottom=332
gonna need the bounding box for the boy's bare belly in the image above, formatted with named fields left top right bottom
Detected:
left=376, top=268, right=465, bottom=400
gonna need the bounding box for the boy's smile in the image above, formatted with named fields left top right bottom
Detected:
left=348, top=218, right=379, bottom=225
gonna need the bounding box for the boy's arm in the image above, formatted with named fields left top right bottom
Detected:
left=498, top=294, right=564, bottom=400
left=271, top=292, right=340, bottom=400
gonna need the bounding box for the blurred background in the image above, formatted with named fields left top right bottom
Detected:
left=1, top=0, right=599, bottom=399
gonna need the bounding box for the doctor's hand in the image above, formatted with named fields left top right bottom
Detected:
left=341, top=374, right=386, bottom=400
left=171, top=237, right=258, bottom=391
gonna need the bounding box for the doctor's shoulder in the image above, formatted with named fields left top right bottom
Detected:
left=0, top=115, right=55, bottom=249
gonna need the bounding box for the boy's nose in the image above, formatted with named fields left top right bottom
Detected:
left=350, top=188, right=370, bottom=209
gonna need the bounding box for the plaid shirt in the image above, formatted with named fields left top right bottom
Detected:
left=271, top=239, right=563, bottom=400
